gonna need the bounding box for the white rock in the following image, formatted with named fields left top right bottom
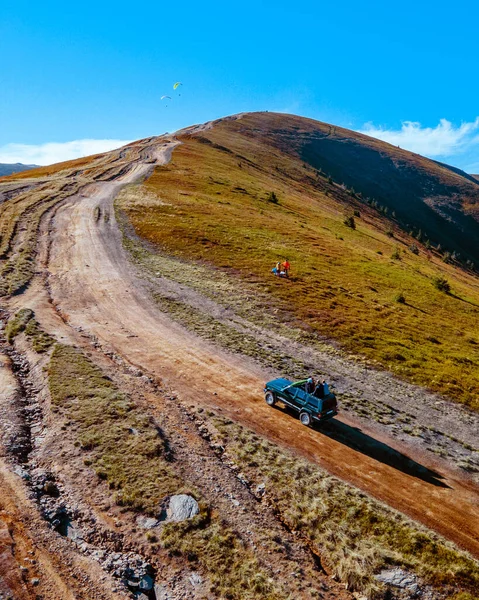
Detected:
left=165, top=495, right=199, bottom=522
left=189, top=572, right=203, bottom=586
left=154, top=583, right=170, bottom=599
left=375, top=568, right=419, bottom=594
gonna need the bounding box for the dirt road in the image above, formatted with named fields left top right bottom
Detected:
left=33, top=139, right=479, bottom=559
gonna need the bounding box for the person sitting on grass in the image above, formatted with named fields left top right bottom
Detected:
left=272, top=261, right=282, bottom=276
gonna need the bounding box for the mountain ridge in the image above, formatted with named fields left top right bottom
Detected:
left=0, top=162, right=39, bottom=177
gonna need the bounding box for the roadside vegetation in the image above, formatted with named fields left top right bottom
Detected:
left=162, top=514, right=286, bottom=600
left=47, top=344, right=291, bottom=599
left=117, top=119, right=479, bottom=409
left=48, top=344, right=182, bottom=513
left=6, top=308, right=54, bottom=351
left=199, top=409, right=479, bottom=598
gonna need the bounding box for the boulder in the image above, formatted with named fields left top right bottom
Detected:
left=165, top=495, right=199, bottom=522
left=375, top=568, right=419, bottom=595
left=139, top=574, right=154, bottom=591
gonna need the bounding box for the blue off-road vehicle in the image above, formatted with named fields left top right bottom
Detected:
left=264, top=378, right=338, bottom=426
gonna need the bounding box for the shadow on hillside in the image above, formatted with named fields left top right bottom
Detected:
left=404, top=301, right=428, bottom=314
left=276, top=404, right=449, bottom=487
left=319, top=418, right=450, bottom=488
left=448, top=293, right=479, bottom=308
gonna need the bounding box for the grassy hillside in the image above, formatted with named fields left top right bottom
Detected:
left=215, top=113, right=479, bottom=265
left=0, top=154, right=101, bottom=181
left=118, top=113, right=479, bottom=409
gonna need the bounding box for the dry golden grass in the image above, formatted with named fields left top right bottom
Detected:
left=162, top=511, right=286, bottom=600
left=206, top=412, right=479, bottom=598
left=0, top=154, right=102, bottom=182
left=48, top=344, right=182, bottom=513
left=118, top=120, right=479, bottom=409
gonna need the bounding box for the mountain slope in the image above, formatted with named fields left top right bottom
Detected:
left=118, top=112, right=479, bottom=408
left=201, top=113, right=479, bottom=265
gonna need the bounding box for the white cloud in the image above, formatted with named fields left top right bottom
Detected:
left=359, top=118, right=479, bottom=158
left=0, top=139, right=132, bottom=166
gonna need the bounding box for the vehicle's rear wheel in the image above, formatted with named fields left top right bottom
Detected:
left=265, top=391, right=276, bottom=406
left=299, top=411, right=312, bottom=426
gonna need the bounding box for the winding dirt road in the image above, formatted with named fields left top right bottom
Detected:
left=34, top=139, right=479, bottom=559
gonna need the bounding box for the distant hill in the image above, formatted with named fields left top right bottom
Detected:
left=0, top=163, right=39, bottom=176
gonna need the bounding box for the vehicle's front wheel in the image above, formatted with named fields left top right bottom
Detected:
left=299, top=411, right=312, bottom=426
left=265, top=391, right=276, bottom=406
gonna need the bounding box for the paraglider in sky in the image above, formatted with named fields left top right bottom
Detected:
left=173, top=82, right=182, bottom=90
left=161, top=95, right=172, bottom=107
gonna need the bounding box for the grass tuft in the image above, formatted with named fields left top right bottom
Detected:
left=5, top=308, right=54, bottom=352
left=162, top=510, right=285, bottom=600
left=5, top=308, right=34, bottom=343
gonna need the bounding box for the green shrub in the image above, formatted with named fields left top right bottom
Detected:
left=433, top=277, right=451, bottom=293
left=391, top=247, right=401, bottom=260
left=266, top=191, right=279, bottom=204
left=409, top=243, right=419, bottom=255
left=395, top=292, right=406, bottom=304
left=343, top=215, right=356, bottom=229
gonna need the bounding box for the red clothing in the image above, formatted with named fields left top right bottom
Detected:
left=283, top=261, right=290, bottom=270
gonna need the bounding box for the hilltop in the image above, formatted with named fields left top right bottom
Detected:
left=187, top=113, right=479, bottom=265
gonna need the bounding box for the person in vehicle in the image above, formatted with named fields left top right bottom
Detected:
left=322, top=380, right=330, bottom=396
left=305, top=376, right=315, bottom=394
left=313, top=380, right=324, bottom=398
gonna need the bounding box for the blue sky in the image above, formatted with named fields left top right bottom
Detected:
left=2, top=0, right=479, bottom=170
